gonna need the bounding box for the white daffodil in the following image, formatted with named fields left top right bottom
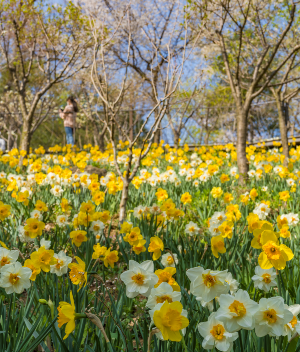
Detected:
left=50, top=185, right=63, bottom=197
left=252, top=266, right=277, bottom=292
left=283, top=304, right=300, bottom=340
left=0, top=248, right=19, bottom=270
left=216, top=290, right=259, bottom=332
left=253, top=203, right=270, bottom=220
left=160, top=253, right=178, bottom=268
left=146, top=282, right=181, bottom=309
left=50, top=251, right=72, bottom=276
left=198, top=312, right=238, bottom=352
left=254, top=296, right=293, bottom=337
left=186, top=267, right=229, bottom=302
left=225, top=272, right=239, bottom=295
left=30, top=210, right=42, bottom=221
left=286, top=213, right=299, bottom=226
left=185, top=221, right=200, bottom=236
left=196, top=297, right=215, bottom=312
left=0, top=262, right=32, bottom=294
left=89, top=220, right=105, bottom=234
left=120, top=260, right=158, bottom=298
left=39, top=238, right=51, bottom=250
left=18, top=225, right=35, bottom=243
left=56, top=215, right=68, bottom=227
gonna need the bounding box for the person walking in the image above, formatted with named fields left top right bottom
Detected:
left=59, top=96, right=78, bottom=146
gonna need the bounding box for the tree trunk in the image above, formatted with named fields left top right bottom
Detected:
left=119, top=180, right=129, bottom=222
left=154, top=127, right=161, bottom=144
left=129, top=109, right=133, bottom=142
left=19, top=117, right=32, bottom=154
left=273, top=93, right=289, bottom=167
left=236, top=107, right=249, bottom=184
left=99, top=132, right=105, bottom=152
left=174, top=131, right=180, bottom=148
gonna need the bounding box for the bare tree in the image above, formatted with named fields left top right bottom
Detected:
left=0, top=0, right=90, bottom=157
left=77, top=0, right=191, bottom=221
left=190, top=0, right=300, bottom=182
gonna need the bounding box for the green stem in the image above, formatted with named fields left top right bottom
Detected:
left=180, top=331, right=188, bottom=352
left=213, top=298, right=217, bottom=312
left=277, top=270, right=282, bottom=297
left=238, top=330, right=244, bottom=352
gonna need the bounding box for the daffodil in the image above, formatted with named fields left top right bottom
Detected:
left=120, top=260, right=158, bottom=298
left=258, top=231, right=294, bottom=270
left=148, top=236, right=164, bottom=260
left=180, top=192, right=192, bottom=205
left=198, top=312, right=238, bottom=351
left=92, top=244, right=107, bottom=259
left=70, top=230, right=87, bottom=247
left=24, top=259, right=41, bottom=281
left=132, top=240, right=147, bottom=255
left=211, top=236, right=226, bottom=258
left=251, top=266, right=277, bottom=292
left=253, top=297, right=293, bottom=337
left=24, top=218, right=45, bottom=238
left=154, top=267, right=180, bottom=292
left=186, top=267, right=229, bottom=302
left=123, top=227, right=143, bottom=246
left=152, top=301, right=189, bottom=341
left=35, top=200, right=48, bottom=212
left=0, top=202, right=11, bottom=222
left=68, top=256, right=87, bottom=291
left=103, top=248, right=119, bottom=268
left=57, top=292, right=76, bottom=339
left=31, top=247, right=56, bottom=272
left=251, top=222, right=277, bottom=249
left=80, top=200, right=95, bottom=214
left=146, top=282, right=181, bottom=309
left=216, top=290, right=259, bottom=332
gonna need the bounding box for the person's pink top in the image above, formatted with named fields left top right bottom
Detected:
left=60, top=105, right=76, bottom=128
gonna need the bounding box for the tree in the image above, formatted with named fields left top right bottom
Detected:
left=77, top=0, right=190, bottom=221
left=81, top=0, right=189, bottom=144
left=0, top=0, right=89, bottom=156
left=190, top=0, right=300, bottom=182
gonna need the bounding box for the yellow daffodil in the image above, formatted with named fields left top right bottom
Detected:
left=80, top=200, right=95, bottom=214
left=155, top=267, right=180, bottom=291
left=123, top=227, right=143, bottom=246
left=180, top=192, right=192, bottom=205
left=132, top=240, right=147, bottom=255
left=251, top=222, right=278, bottom=249
left=258, top=231, right=294, bottom=270
left=61, top=198, right=72, bottom=212
left=148, top=236, right=164, bottom=260
left=155, top=188, right=168, bottom=202
left=247, top=213, right=261, bottom=233
left=35, top=200, right=48, bottom=212
left=103, top=248, right=119, bottom=268
left=92, top=244, right=107, bottom=259
left=24, top=259, right=41, bottom=281
left=211, top=187, right=223, bottom=199
left=57, top=292, right=76, bottom=339
left=68, top=256, right=87, bottom=291
left=279, top=191, right=290, bottom=202
left=31, top=247, right=56, bottom=272
left=0, top=202, right=11, bottom=221
left=153, top=301, right=189, bottom=342
left=24, top=219, right=45, bottom=238
left=92, top=191, right=105, bottom=205
left=120, top=221, right=133, bottom=234
left=211, top=236, right=226, bottom=258
left=70, top=230, right=88, bottom=247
